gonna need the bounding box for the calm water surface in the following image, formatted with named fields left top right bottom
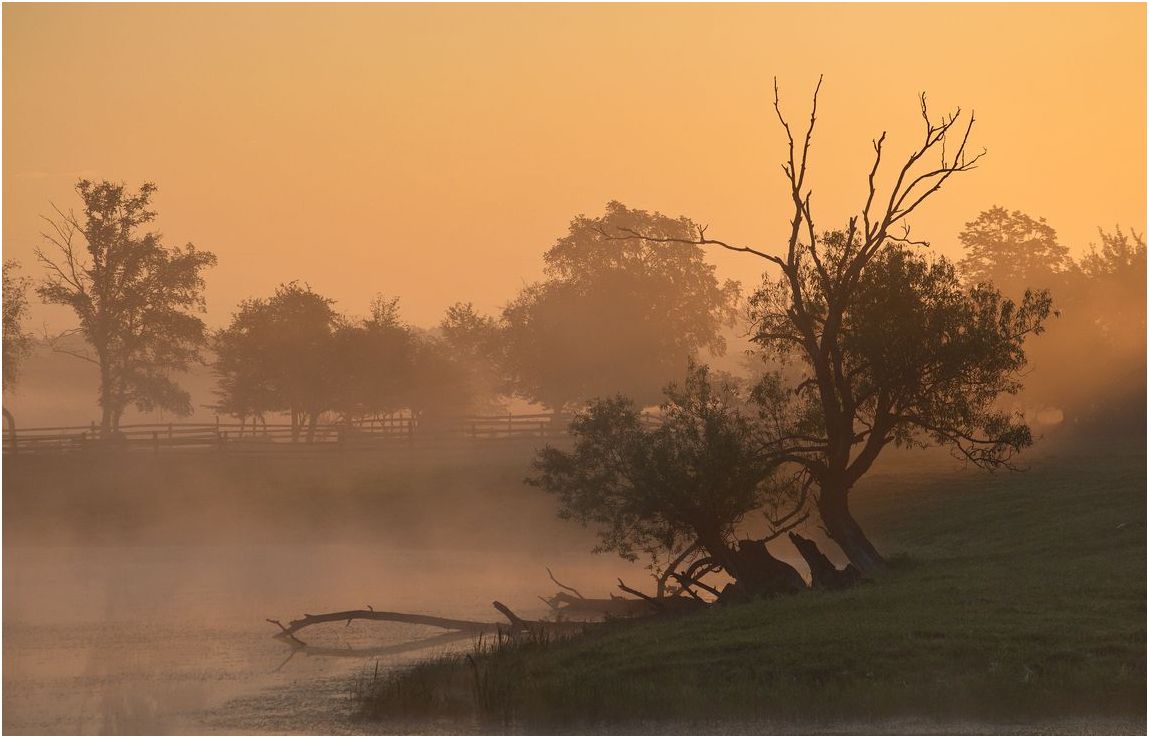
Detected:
left=4, top=544, right=645, bottom=734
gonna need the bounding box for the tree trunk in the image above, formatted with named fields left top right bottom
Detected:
left=3, top=407, right=16, bottom=454
left=788, top=532, right=862, bottom=589
left=98, top=369, right=115, bottom=436
left=818, top=490, right=886, bottom=574
left=693, top=526, right=805, bottom=599
left=96, top=355, right=114, bottom=436
left=99, top=404, right=115, bottom=436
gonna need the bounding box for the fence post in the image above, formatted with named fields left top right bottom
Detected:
left=153, top=431, right=159, bottom=455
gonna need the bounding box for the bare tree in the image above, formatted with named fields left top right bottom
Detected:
left=604, top=79, right=1050, bottom=573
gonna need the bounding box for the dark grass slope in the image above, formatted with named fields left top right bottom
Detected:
left=357, top=436, right=1146, bottom=733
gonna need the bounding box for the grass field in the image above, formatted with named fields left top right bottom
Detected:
left=356, top=435, right=1147, bottom=733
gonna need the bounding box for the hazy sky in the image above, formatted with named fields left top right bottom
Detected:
left=4, top=3, right=1145, bottom=332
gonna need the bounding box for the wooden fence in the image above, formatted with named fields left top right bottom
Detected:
left=1, top=413, right=586, bottom=456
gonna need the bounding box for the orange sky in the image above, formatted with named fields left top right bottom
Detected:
left=4, top=3, right=1145, bottom=332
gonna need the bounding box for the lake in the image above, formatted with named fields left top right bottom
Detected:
left=3, top=543, right=649, bottom=734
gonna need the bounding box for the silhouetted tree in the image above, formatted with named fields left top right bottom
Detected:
left=439, top=302, right=504, bottom=412
left=36, top=180, right=216, bottom=433
left=213, top=283, right=340, bottom=441
left=1079, top=226, right=1146, bottom=342
left=330, top=295, right=415, bottom=423
left=502, top=201, right=739, bottom=415
left=606, top=81, right=1051, bottom=573
left=958, top=207, right=1073, bottom=297
left=531, top=363, right=808, bottom=598
left=3, top=260, right=33, bottom=393
left=406, top=332, right=476, bottom=423
left=2, top=260, right=34, bottom=437
left=957, top=213, right=1146, bottom=431
left=1073, top=227, right=1146, bottom=429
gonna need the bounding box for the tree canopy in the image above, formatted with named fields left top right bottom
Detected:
left=957, top=206, right=1072, bottom=295
left=502, top=201, right=739, bottom=413
left=957, top=215, right=1145, bottom=431
left=601, top=82, right=1051, bottom=573
left=213, top=286, right=499, bottom=435
left=2, top=260, right=33, bottom=394
left=36, top=180, right=216, bottom=432
left=530, top=363, right=808, bottom=597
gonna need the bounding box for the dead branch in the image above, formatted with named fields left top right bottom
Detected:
left=545, top=567, right=585, bottom=599
left=540, top=591, right=656, bottom=618
left=268, top=603, right=591, bottom=649
left=268, top=609, right=500, bottom=646
left=670, top=572, right=721, bottom=600
left=655, top=541, right=701, bottom=598
left=616, top=578, right=659, bottom=604
left=492, top=601, right=530, bottom=631
left=280, top=631, right=476, bottom=662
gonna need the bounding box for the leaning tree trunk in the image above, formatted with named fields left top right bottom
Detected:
left=818, top=490, right=886, bottom=575
left=694, top=526, right=805, bottom=599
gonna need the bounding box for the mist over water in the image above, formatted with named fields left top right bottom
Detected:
left=2, top=447, right=665, bottom=734
left=4, top=543, right=655, bottom=734
left=1, top=5, right=1142, bottom=732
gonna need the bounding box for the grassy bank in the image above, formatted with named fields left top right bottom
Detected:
left=356, top=436, right=1146, bottom=732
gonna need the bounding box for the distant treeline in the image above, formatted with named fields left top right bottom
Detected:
left=2, top=183, right=1143, bottom=438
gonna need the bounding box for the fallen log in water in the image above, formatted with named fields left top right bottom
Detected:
left=267, top=601, right=586, bottom=648
left=539, top=591, right=656, bottom=618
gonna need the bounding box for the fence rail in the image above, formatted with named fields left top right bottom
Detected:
left=1, top=413, right=649, bottom=456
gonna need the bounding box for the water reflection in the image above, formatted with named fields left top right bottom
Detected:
left=3, top=544, right=648, bottom=734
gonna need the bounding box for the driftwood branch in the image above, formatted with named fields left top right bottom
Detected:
left=616, top=578, right=658, bottom=604
left=545, top=567, right=585, bottom=599
left=673, top=572, right=723, bottom=600
left=492, top=601, right=530, bottom=631
left=268, top=609, right=500, bottom=646
left=268, top=602, right=589, bottom=650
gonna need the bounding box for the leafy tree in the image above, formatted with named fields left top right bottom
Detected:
left=958, top=206, right=1072, bottom=296
left=406, top=332, right=478, bottom=423
left=2, top=260, right=34, bottom=436
left=36, top=180, right=216, bottom=433
left=3, top=260, right=33, bottom=393
left=607, top=82, right=1051, bottom=573
left=956, top=213, right=1146, bottom=431
left=439, top=302, right=504, bottom=412
left=1079, top=226, right=1146, bottom=341
left=213, top=282, right=340, bottom=441
left=330, top=295, right=415, bottom=423
left=502, top=201, right=739, bottom=414
left=531, top=363, right=807, bottom=598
